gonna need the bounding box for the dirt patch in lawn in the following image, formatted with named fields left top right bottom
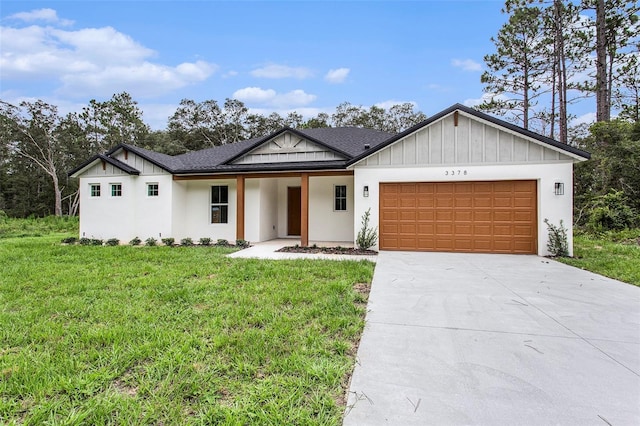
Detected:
left=276, top=246, right=377, bottom=256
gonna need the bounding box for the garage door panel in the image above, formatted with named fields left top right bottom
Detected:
left=454, top=224, right=472, bottom=235
left=455, top=197, right=472, bottom=208
left=399, top=223, right=417, bottom=234
left=436, top=197, right=453, bottom=208
left=494, top=197, right=513, bottom=207
left=417, top=210, right=435, bottom=221
left=474, top=198, right=492, bottom=208
left=399, top=211, right=416, bottom=221
left=382, top=198, right=398, bottom=208
left=436, top=223, right=454, bottom=234
left=417, top=238, right=436, bottom=249
left=455, top=211, right=472, bottom=221
left=417, top=223, right=435, bottom=235
left=493, top=211, right=513, bottom=221
left=380, top=181, right=537, bottom=254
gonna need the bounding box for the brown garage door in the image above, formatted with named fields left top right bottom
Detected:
left=380, top=181, right=537, bottom=254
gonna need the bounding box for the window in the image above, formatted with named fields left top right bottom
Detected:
left=211, top=185, right=228, bottom=223
left=90, top=184, right=101, bottom=197
left=147, top=183, right=159, bottom=197
left=334, top=185, right=347, bottom=211
left=111, top=183, right=122, bottom=197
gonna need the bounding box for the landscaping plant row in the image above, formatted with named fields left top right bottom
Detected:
left=61, top=236, right=250, bottom=248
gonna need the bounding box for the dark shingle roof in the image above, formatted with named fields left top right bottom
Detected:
left=172, top=137, right=263, bottom=172
left=297, top=127, right=393, bottom=157
left=70, top=104, right=590, bottom=176
left=98, top=127, right=394, bottom=174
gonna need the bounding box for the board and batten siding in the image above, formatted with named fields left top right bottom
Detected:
left=78, top=152, right=169, bottom=177
left=233, top=132, right=346, bottom=164
left=81, top=162, right=129, bottom=177
left=360, top=112, right=574, bottom=168
left=112, top=152, right=170, bottom=175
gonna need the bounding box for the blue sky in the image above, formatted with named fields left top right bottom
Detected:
left=1, top=1, right=543, bottom=130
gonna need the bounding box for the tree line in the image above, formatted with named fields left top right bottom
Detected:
left=1, top=0, right=638, bottom=227
left=0, top=94, right=426, bottom=217
left=479, top=0, right=638, bottom=143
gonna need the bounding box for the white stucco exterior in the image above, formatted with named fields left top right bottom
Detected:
left=352, top=163, right=574, bottom=256
left=72, top=105, right=588, bottom=254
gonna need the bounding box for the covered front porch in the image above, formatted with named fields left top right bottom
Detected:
left=173, top=170, right=355, bottom=246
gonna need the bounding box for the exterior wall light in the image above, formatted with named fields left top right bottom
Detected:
left=554, top=182, right=564, bottom=195
left=363, top=185, right=369, bottom=197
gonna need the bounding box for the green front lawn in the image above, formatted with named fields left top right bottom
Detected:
left=0, top=234, right=374, bottom=425
left=558, top=232, right=640, bottom=286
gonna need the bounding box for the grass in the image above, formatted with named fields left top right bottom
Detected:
left=0, top=215, right=78, bottom=239
left=557, top=229, right=640, bottom=286
left=0, top=228, right=374, bottom=424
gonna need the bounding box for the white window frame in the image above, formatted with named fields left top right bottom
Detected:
left=90, top=183, right=101, bottom=197
left=334, top=184, right=347, bottom=211
left=110, top=183, right=122, bottom=197
left=211, top=185, right=229, bottom=224
left=147, top=183, right=159, bottom=197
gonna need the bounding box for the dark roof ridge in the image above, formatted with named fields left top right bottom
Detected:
left=222, top=127, right=353, bottom=164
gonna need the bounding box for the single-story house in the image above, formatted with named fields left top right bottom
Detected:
left=69, top=103, right=590, bottom=255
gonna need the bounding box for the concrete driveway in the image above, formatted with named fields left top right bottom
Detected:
left=344, top=252, right=640, bottom=425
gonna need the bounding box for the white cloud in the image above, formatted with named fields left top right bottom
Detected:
left=222, top=70, right=239, bottom=78
left=375, top=100, right=418, bottom=110
left=232, top=87, right=316, bottom=108
left=0, top=18, right=218, bottom=98
left=250, top=64, right=313, bottom=79
left=463, top=93, right=507, bottom=107
left=570, top=112, right=596, bottom=126
left=7, top=8, right=74, bottom=26
left=58, top=61, right=217, bottom=97
left=233, top=87, right=277, bottom=103
left=324, top=68, right=350, bottom=84
left=272, top=89, right=316, bottom=107
left=452, top=58, right=483, bottom=72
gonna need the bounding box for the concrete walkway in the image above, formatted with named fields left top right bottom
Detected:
left=227, top=239, right=377, bottom=262
left=344, top=251, right=640, bottom=425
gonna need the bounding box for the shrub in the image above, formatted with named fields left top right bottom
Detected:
left=235, top=239, right=250, bottom=248
left=544, top=219, right=569, bottom=257
left=105, top=238, right=120, bottom=246
left=356, top=208, right=378, bottom=250
left=129, top=237, right=142, bottom=246
left=79, top=237, right=92, bottom=246
left=145, top=237, right=157, bottom=247
left=161, top=237, right=175, bottom=246
left=216, top=239, right=229, bottom=246
left=61, top=236, right=77, bottom=244
left=587, top=190, right=637, bottom=232
left=199, top=237, right=212, bottom=246
left=90, top=239, right=103, bottom=246
left=180, top=237, right=194, bottom=246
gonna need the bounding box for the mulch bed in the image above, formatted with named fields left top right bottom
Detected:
left=276, top=245, right=378, bottom=256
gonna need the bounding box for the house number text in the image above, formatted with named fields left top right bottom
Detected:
left=445, top=170, right=468, bottom=176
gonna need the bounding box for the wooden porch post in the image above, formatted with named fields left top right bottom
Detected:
left=236, top=175, right=245, bottom=241
left=301, top=173, right=309, bottom=247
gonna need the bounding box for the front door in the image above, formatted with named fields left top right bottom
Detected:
left=287, top=187, right=301, bottom=236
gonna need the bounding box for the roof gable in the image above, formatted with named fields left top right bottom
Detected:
left=68, top=154, right=140, bottom=178
left=349, top=104, right=590, bottom=167
left=231, top=130, right=348, bottom=165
